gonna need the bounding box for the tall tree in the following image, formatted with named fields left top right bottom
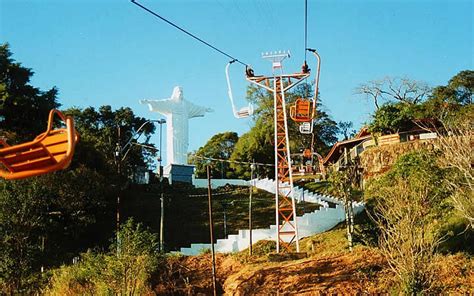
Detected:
left=192, top=132, right=239, bottom=178
left=65, top=106, right=157, bottom=176
left=338, top=121, right=356, bottom=140
left=423, top=70, right=473, bottom=121
left=356, top=77, right=430, bottom=110
left=0, top=43, right=60, bottom=142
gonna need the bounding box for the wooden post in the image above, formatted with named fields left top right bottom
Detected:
left=207, top=165, right=217, bottom=296
left=249, top=162, right=255, bottom=256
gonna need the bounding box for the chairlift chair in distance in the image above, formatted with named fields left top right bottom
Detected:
left=290, top=98, right=313, bottom=122
left=0, top=109, right=79, bottom=180
left=225, top=61, right=254, bottom=119
left=290, top=49, right=321, bottom=135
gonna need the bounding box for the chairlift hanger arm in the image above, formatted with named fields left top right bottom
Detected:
left=225, top=61, right=254, bottom=119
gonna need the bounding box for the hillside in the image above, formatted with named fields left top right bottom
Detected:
left=154, top=227, right=473, bottom=294
left=121, top=184, right=320, bottom=251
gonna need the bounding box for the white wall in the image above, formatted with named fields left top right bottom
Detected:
left=192, top=176, right=249, bottom=189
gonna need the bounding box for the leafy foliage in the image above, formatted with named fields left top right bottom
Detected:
left=46, top=218, right=160, bottom=295
left=368, top=103, right=414, bottom=134
left=365, top=151, right=452, bottom=293
left=230, top=117, right=274, bottom=179
left=0, top=44, right=158, bottom=294
left=366, top=70, right=473, bottom=134
left=0, top=167, right=108, bottom=293
left=0, top=43, right=60, bottom=142
left=192, top=132, right=239, bottom=178
left=65, top=105, right=157, bottom=176
left=423, top=70, right=473, bottom=122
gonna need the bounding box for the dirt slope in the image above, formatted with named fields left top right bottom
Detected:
left=223, top=247, right=388, bottom=295
left=153, top=229, right=473, bottom=295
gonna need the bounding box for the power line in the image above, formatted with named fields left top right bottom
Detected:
left=188, top=188, right=248, bottom=197
left=131, top=0, right=248, bottom=67
left=304, top=0, right=308, bottom=62
left=191, top=154, right=274, bottom=167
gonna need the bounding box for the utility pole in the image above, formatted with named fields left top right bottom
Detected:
left=207, top=165, right=217, bottom=296
left=115, top=125, right=122, bottom=255
left=223, top=201, right=227, bottom=238
left=157, top=118, right=166, bottom=252
left=249, top=161, right=256, bottom=256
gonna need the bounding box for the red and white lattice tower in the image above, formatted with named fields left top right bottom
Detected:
left=247, top=51, right=310, bottom=252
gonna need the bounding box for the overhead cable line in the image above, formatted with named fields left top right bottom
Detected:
left=192, top=154, right=274, bottom=167
left=304, top=0, right=308, bottom=62
left=131, top=0, right=248, bottom=67
left=189, top=189, right=250, bottom=197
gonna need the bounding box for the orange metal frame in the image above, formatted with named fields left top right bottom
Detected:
left=0, top=109, right=79, bottom=180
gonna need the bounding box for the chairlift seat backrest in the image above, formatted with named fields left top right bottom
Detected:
left=0, top=109, right=78, bottom=180
left=235, top=105, right=254, bottom=118
left=299, top=122, right=313, bottom=134
left=290, top=98, right=313, bottom=122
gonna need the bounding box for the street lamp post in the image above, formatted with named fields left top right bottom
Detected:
left=115, top=125, right=122, bottom=255
left=156, top=118, right=166, bottom=252
left=249, top=161, right=256, bottom=256
left=115, top=119, right=163, bottom=254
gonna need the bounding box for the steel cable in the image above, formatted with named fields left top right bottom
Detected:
left=131, top=0, right=248, bottom=67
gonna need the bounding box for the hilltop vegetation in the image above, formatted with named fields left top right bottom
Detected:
left=1, top=43, right=473, bottom=294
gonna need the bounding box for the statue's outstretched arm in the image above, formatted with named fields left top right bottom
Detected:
left=188, top=102, right=214, bottom=118
left=140, top=99, right=173, bottom=114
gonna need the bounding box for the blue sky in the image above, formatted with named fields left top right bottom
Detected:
left=1, top=0, right=472, bottom=164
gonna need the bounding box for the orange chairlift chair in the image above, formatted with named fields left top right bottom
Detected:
left=289, top=49, right=321, bottom=134
left=290, top=98, right=313, bottom=122
left=0, top=109, right=79, bottom=180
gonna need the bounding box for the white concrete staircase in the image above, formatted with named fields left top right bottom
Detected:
left=179, top=178, right=364, bottom=255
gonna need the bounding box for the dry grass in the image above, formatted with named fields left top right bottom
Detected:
left=153, top=226, right=473, bottom=295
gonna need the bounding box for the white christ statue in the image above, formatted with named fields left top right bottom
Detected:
left=140, top=86, right=213, bottom=165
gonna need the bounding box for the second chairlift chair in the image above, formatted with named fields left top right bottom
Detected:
left=289, top=50, right=321, bottom=134
left=225, top=61, right=254, bottom=119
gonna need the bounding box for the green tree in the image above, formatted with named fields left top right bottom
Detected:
left=0, top=167, right=108, bottom=294
left=368, top=102, right=415, bottom=134
left=364, top=71, right=473, bottom=134
left=422, top=70, right=473, bottom=122
left=193, top=132, right=239, bottom=178
left=65, top=106, right=156, bottom=176
left=230, top=117, right=274, bottom=179
left=0, top=45, right=158, bottom=293
left=327, top=159, right=362, bottom=251
left=0, top=43, right=60, bottom=142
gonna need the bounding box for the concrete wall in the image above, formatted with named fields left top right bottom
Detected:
left=164, top=164, right=194, bottom=184
left=192, top=177, right=249, bottom=189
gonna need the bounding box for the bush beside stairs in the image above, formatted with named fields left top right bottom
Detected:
left=179, top=178, right=364, bottom=255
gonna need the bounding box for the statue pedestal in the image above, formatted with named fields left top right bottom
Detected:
left=163, top=164, right=195, bottom=184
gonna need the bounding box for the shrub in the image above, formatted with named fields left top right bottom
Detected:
left=46, top=218, right=160, bottom=295
left=366, top=151, right=450, bottom=293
